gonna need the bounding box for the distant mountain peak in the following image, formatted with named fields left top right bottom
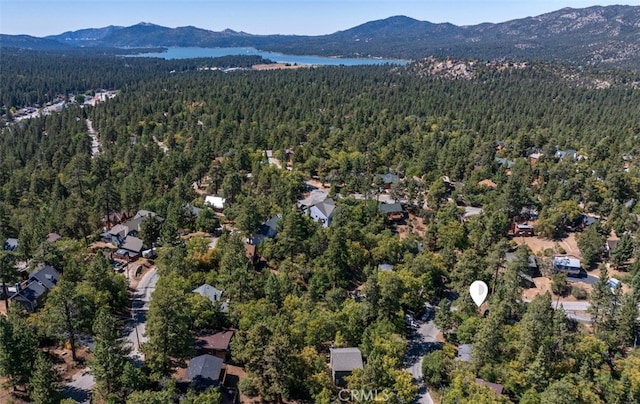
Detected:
left=6, top=5, right=640, bottom=68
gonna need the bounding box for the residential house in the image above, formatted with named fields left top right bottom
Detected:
left=478, top=179, right=497, bottom=189
left=555, top=149, right=578, bottom=161
left=528, top=152, right=543, bottom=164
left=376, top=173, right=399, bottom=189
left=456, top=344, right=473, bottom=362
left=605, top=238, right=618, bottom=258
left=185, top=354, right=225, bottom=390
left=299, top=189, right=329, bottom=208
left=309, top=199, right=336, bottom=228
left=330, top=347, right=364, bottom=386
left=512, top=223, right=534, bottom=237
left=46, top=233, right=61, bottom=243
left=195, top=330, right=234, bottom=360
left=553, top=256, right=582, bottom=277
left=193, top=284, right=228, bottom=312
left=3, top=238, right=18, bottom=252
left=298, top=189, right=335, bottom=227
left=378, top=202, right=405, bottom=221
left=113, top=236, right=144, bottom=261
left=249, top=214, right=280, bottom=246
left=10, top=265, right=60, bottom=312
left=475, top=378, right=504, bottom=396
left=462, top=206, right=483, bottom=221
left=204, top=196, right=226, bottom=211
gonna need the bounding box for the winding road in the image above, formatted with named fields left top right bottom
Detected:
left=125, top=267, right=159, bottom=365
left=404, top=319, right=440, bottom=404
left=86, top=119, right=101, bottom=157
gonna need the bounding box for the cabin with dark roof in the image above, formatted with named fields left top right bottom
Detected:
left=330, top=347, right=363, bottom=386
left=185, top=354, right=225, bottom=390
left=10, top=266, right=60, bottom=312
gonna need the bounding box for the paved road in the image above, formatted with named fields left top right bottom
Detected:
left=62, top=368, right=95, bottom=404
left=404, top=318, right=440, bottom=404
left=86, top=119, right=101, bottom=157
left=567, top=274, right=599, bottom=285
left=125, top=267, right=159, bottom=364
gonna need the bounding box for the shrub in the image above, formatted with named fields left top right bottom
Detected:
left=238, top=376, right=258, bottom=397
left=571, top=286, right=588, bottom=300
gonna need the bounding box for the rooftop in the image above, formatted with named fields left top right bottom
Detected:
left=193, top=284, right=224, bottom=303
left=196, top=330, right=234, bottom=351
left=330, top=347, right=363, bottom=372
left=186, top=354, right=224, bottom=384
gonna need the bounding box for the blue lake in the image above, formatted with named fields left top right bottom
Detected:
left=128, top=47, right=409, bottom=66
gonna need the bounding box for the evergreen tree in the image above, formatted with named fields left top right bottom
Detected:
left=90, top=309, right=130, bottom=400
left=610, top=233, right=633, bottom=270
left=0, top=251, right=18, bottom=311
left=41, top=279, right=91, bottom=362
left=0, top=306, right=38, bottom=391
left=143, top=282, right=194, bottom=380
left=29, top=352, right=60, bottom=404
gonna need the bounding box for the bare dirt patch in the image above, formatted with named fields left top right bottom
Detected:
left=522, top=277, right=593, bottom=302
left=396, top=214, right=427, bottom=239
left=514, top=233, right=582, bottom=258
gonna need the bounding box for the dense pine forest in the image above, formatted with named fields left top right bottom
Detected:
left=0, top=50, right=639, bottom=403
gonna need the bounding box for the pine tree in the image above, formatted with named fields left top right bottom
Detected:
left=611, top=233, right=633, bottom=270
left=41, top=279, right=90, bottom=362
left=89, top=309, right=130, bottom=400
left=588, top=267, right=615, bottom=338
left=0, top=251, right=18, bottom=311
left=29, top=352, right=60, bottom=404
left=143, top=283, right=194, bottom=380
left=0, top=306, right=38, bottom=391
left=615, top=293, right=639, bottom=350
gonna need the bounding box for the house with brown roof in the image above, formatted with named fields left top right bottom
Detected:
left=478, top=179, right=497, bottom=189
left=475, top=378, right=504, bottom=396
left=195, top=330, right=234, bottom=360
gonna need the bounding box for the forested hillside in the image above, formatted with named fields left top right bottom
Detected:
left=0, top=51, right=639, bottom=403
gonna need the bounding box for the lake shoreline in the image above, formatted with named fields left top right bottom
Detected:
left=125, top=46, right=410, bottom=66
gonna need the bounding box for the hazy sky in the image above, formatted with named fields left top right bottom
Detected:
left=1, top=1, right=639, bottom=37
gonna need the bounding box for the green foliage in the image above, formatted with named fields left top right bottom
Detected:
left=551, top=273, right=569, bottom=296
left=571, top=285, right=588, bottom=300
left=143, top=281, right=195, bottom=380
left=29, top=352, right=61, bottom=404
left=90, top=309, right=131, bottom=400
left=40, top=278, right=92, bottom=362
left=0, top=306, right=38, bottom=390
left=421, top=349, right=452, bottom=387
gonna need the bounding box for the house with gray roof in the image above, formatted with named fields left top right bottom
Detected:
left=193, top=284, right=228, bottom=312
left=309, top=198, right=336, bottom=228
left=456, top=344, right=473, bottom=362
left=330, top=347, right=363, bottom=386
left=3, top=238, right=18, bottom=252
left=186, top=354, right=224, bottom=390
left=10, top=265, right=60, bottom=312
left=378, top=202, right=405, bottom=221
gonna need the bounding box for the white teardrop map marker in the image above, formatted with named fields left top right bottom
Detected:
left=470, top=281, right=488, bottom=307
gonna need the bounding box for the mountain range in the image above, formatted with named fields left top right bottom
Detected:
left=2, top=5, right=640, bottom=68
